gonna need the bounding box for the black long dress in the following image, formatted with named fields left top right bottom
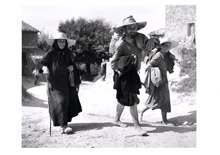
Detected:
left=39, top=48, right=82, bottom=126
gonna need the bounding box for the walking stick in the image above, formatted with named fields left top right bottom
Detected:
left=49, top=117, right=52, bottom=136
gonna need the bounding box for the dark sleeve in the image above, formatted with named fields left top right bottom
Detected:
left=67, top=50, right=81, bottom=85
left=73, top=63, right=81, bottom=85
left=37, top=50, right=52, bottom=72
left=165, top=51, right=175, bottom=73
left=67, top=50, right=74, bottom=66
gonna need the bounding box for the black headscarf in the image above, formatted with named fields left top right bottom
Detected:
left=51, top=39, right=71, bottom=66
left=52, top=39, right=68, bottom=51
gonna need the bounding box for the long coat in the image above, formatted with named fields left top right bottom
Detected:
left=39, top=48, right=82, bottom=126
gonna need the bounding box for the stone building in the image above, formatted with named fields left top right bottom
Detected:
left=165, top=5, right=196, bottom=48
left=22, top=21, right=44, bottom=76
left=22, top=21, right=39, bottom=49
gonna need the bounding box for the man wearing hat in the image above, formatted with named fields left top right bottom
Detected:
left=110, top=15, right=150, bottom=136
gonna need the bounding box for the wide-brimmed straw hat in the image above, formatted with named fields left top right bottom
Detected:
left=46, top=32, right=76, bottom=47
left=114, top=15, right=147, bottom=33
left=160, top=37, right=178, bottom=49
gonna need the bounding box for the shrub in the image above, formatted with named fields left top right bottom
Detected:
left=171, top=48, right=196, bottom=94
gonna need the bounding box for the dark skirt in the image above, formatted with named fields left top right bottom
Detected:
left=47, top=84, right=82, bottom=126
left=114, top=71, right=141, bottom=106
left=117, top=93, right=140, bottom=106
left=145, top=82, right=171, bottom=112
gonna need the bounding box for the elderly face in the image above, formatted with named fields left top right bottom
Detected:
left=161, top=42, right=171, bottom=53
left=124, top=24, right=137, bottom=37
left=57, top=39, right=66, bottom=49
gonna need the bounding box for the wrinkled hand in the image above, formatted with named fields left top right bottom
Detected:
left=48, top=83, right=53, bottom=91
left=76, top=85, right=80, bottom=93
left=42, top=66, right=49, bottom=78
left=67, top=65, right=74, bottom=72
left=116, top=70, right=122, bottom=76
left=145, top=64, right=152, bottom=72
left=33, top=69, right=39, bottom=76
left=132, top=54, right=137, bottom=64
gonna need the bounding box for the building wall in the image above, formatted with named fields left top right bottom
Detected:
left=22, top=31, right=45, bottom=76
left=165, top=5, right=196, bottom=41
left=22, top=51, right=35, bottom=76
left=22, top=31, right=38, bottom=48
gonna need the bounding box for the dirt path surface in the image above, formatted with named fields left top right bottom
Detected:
left=22, top=64, right=196, bottom=148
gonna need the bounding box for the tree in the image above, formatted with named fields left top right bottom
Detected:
left=58, top=17, right=113, bottom=74
left=37, top=29, right=50, bottom=52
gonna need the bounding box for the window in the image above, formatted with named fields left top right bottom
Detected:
left=187, top=22, right=195, bottom=37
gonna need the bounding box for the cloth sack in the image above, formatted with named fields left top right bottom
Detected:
left=151, top=67, right=162, bottom=87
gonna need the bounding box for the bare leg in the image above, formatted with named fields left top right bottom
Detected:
left=161, top=110, right=168, bottom=123
left=113, top=102, right=127, bottom=127
left=102, top=75, right=106, bottom=81
left=34, top=76, right=37, bottom=85
left=161, top=110, right=174, bottom=126
left=139, top=106, right=149, bottom=121
left=130, top=104, right=148, bottom=136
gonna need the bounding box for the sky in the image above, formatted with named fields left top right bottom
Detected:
left=22, top=3, right=165, bottom=37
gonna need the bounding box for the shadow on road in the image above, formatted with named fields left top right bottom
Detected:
left=169, top=110, right=196, bottom=125
left=22, top=76, right=48, bottom=108
left=68, top=122, right=115, bottom=132
left=124, top=110, right=196, bottom=134
left=22, top=95, right=48, bottom=108
left=146, top=124, right=196, bottom=134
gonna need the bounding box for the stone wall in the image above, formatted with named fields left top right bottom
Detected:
left=22, top=50, right=35, bottom=76
left=22, top=31, right=46, bottom=76
left=22, top=31, right=38, bottom=48
left=165, top=5, right=196, bottom=41
left=22, top=48, right=45, bottom=76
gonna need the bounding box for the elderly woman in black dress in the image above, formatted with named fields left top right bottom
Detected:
left=38, top=32, right=82, bottom=134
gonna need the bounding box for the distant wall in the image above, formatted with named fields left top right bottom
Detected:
left=22, top=50, right=35, bottom=76
left=22, top=31, right=45, bottom=76
left=22, top=31, right=38, bottom=48
left=165, top=5, right=196, bottom=41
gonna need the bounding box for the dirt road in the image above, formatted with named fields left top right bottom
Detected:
left=22, top=76, right=196, bottom=148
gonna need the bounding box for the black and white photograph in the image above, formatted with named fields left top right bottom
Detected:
left=21, top=2, right=196, bottom=148
left=1, top=0, right=220, bottom=153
